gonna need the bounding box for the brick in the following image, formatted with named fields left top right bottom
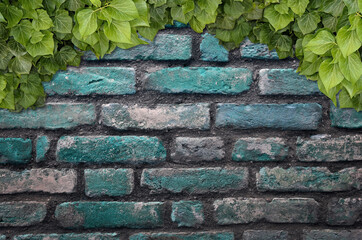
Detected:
left=303, top=230, right=362, bottom=240
left=0, top=138, right=32, bottom=164
left=242, top=230, right=288, bottom=240
left=129, top=232, right=234, bottom=240
left=327, top=198, right=362, bottom=225
left=0, top=235, right=4, bottom=240
left=14, top=233, right=120, bottom=240
left=165, top=21, right=189, bottom=28
left=330, top=104, right=362, bottom=128
left=171, top=201, right=204, bottom=227
left=141, top=167, right=248, bottom=194
left=216, top=103, right=322, bottom=130
left=0, top=202, right=46, bottom=227
left=85, top=169, right=134, bottom=197
left=36, top=136, right=51, bottom=162
left=232, top=137, right=288, bottom=162
left=44, top=67, right=135, bottom=95
left=297, top=135, right=362, bottom=162
left=55, top=202, right=163, bottom=229
left=56, top=136, right=166, bottom=165
left=83, top=34, right=192, bottom=61
left=257, top=167, right=359, bottom=192
left=0, top=103, right=95, bottom=129
left=240, top=40, right=279, bottom=60
left=101, top=103, right=210, bottom=130
left=200, top=33, right=229, bottom=62
left=171, top=137, right=225, bottom=163
left=144, top=67, right=252, bottom=94
left=258, top=69, right=320, bottom=95
left=0, top=168, right=77, bottom=194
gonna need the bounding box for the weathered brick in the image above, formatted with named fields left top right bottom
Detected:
left=330, top=104, right=362, bottom=128
left=297, top=135, right=362, bottom=162
left=165, top=21, right=189, bottom=28
left=200, top=33, right=229, bottom=62
left=257, top=167, right=359, bottom=192
left=242, top=230, right=288, bottom=240
left=0, top=202, right=46, bottom=227
left=327, top=198, right=362, bottom=225
left=101, top=103, right=210, bottom=130
left=141, top=167, right=248, bottom=194
left=85, top=169, right=134, bottom=197
left=129, top=232, right=234, bottom=240
left=232, top=137, right=288, bottom=162
left=0, top=103, right=96, bottom=129
left=0, top=138, right=32, bottom=164
left=55, top=202, right=163, bottom=229
left=171, top=137, right=225, bottom=163
left=0, top=168, right=77, bottom=194
left=56, top=136, right=166, bottom=165
left=144, top=67, right=252, bottom=94
left=36, top=136, right=51, bottom=162
left=216, top=103, right=322, bottom=130
left=303, top=230, right=362, bottom=240
left=259, top=69, right=320, bottom=95
left=240, top=40, right=279, bottom=60
left=171, top=201, right=204, bottom=227
left=14, top=233, right=120, bottom=240
left=44, top=67, right=135, bottom=95
left=83, top=34, right=192, bottom=61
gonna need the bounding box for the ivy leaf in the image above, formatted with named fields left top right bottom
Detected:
left=306, top=30, right=336, bottom=55
left=55, top=45, right=77, bottom=68
left=359, top=0, right=362, bottom=11
left=10, top=20, right=33, bottom=46
left=287, top=0, right=309, bottom=15
left=130, top=0, right=150, bottom=27
left=297, top=12, right=320, bottom=35
left=64, top=0, right=85, bottom=11
left=357, top=18, right=362, bottom=42
left=76, top=9, right=98, bottom=37
left=19, top=0, right=43, bottom=10
left=336, top=26, right=361, bottom=58
left=53, top=10, right=73, bottom=33
left=342, top=0, right=359, bottom=14
left=2, top=6, right=23, bottom=28
left=0, top=12, right=6, bottom=23
left=9, top=54, right=33, bottom=75
left=319, top=58, right=345, bottom=90
left=90, top=0, right=102, bottom=8
left=106, top=0, right=139, bottom=21
left=321, top=0, right=345, bottom=17
left=26, top=31, right=54, bottom=57
left=0, top=87, right=15, bottom=110
left=32, top=9, right=54, bottom=31
left=338, top=88, right=354, bottom=108
left=30, top=31, right=45, bottom=44
left=338, top=52, right=362, bottom=84
left=264, top=5, right=294, bottom=31
left=104, top=20, right=132, bottom=43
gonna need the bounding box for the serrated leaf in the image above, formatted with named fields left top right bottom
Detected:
left=336, top=26, right=361, bottom=58
left=104, top=20, right=132, bottom=43
left=306, top=30, right=336, bottom=54
left=53, top=10, right=73, bottom=33
left=76, top=9, right=98, bottom=37
left=319, top=58, right=345, bottom=90
left=264, top=5, right=294, bottom=31
left=26, top=31, right=54, bottom=57
left=297, top=12, right=320, bottom=35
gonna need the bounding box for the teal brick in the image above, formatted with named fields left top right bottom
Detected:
left=0, top=202, right=46, bottom=227
left=145, top=67, right=251, bottom=94
left=259, top=69, right=320, bottom=95
left=14, top=233, right=120, bottom=240
left=56, top=136, right=166, bottom=165
left=36, top=136, right=51, bottom=162
left=44, top=67, right=135, bottom=95
left=171, top=201, right=204, bottom=227
left=327, top=198, right=362, bottom=225
left=0, top=235, right=4, bottom=240
left=330, top=104, right=362, bottom=128
left=85, top=169, right=134, bottom=197
left=240, top=40, right=279, bottom=60
left=200, top=33, right=229, bottom=62
left=101, top=103, right=210, bottom=130
left=83, top=34, right=192, bottom=61
left=141, top=167, right=248, bottom=194
left=129, top=232, right=234, bottom=240
left=0, top=138, right=32, bottom=164
left=0, top=103, right=96, bottom=129
left=165, top=21, right=189, bottom=28
left=55, top=202, right=164, bottom=229
left=216, top=103, right=322, bottom=130
left=242, top=230, right=288, bottom=240
left=232, top=137, right=288, bottom=161
left=304, top=230, right=362, bottom=240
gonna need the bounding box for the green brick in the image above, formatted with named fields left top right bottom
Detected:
left=36, top=136, right=51, bottom=162
left=240, top=40, right=279, bottom=60
left=0, top=103, right=96, bottom=129
left=171, top=201, right=204, bottom=227
left=14, top=233, right=120, bottom=240
left=57, top=136, right=166, bottom=165
left=45, top=67, right=136, bottom=95
left=85, top=169, right=134, bottom=197
left=232, top=137, right=288, bottom=162
left=145, top=67, right=252, bottom=94
left=303, top=230, right=362, bottom=240
left=141, top=167, right=248, bottom=194
left=0, top=202, right=46, bottom=227
left=0, top=138, right=32, bottom=164
left=129, top=232, right=234, bottom=240
left=55, top=202, right=163, bottom=229
left=327, top=198, right=362, bottom=225
left=200, top=33, right=229, bottom=62
left=330, top=104, right=362, bottom=128
left=242, top=230, right=288, bottom=240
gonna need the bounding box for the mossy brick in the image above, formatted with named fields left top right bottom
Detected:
left=0, top=103, right=96, bottom=129
left=327, top=198, right=362, bottom=225
left=0, top=168, right=77, bottom=194
left=216, top=103, right=322, bottom=130
left=259, top=69, right=320, bottom=95
left=240, top=40, right=279, bottom=60
left=44, top=67, right=136, bottom=96
left=56, top=136, right=166, bottom=165
left=297, top=135, right=362, bottom=162
left=0, top=138, right=32, bottom=164
left=303, top=230, right=362, bottom=240
left=144, top=67, right=252, bottom=94
left=330, top=104, right=362, bottom=128
left=101, top=103, right=210, bottom=130
left=232, top=137, right=289, bottom=162
left=14, top=233, right=121, bottom=240
left=55, top=202, right=164, bottom=229
left=36, top=136, right=51, bottom=162
left=129, top=232, right=234, bottom=240
left=200, top=33, right=229, bottom=62
left=242, top=230, right=289, bottom=240
left=171, top=201, right=204, bottom=227
left=141, top=167, right=248, bottom=194
left=83, top=34, right=192, bottom=61
left=0, top=202, right=46, bottom=227
left=85, top=169, right=134, bottom=197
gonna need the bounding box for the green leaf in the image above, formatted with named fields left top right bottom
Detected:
left=104, top=20, right=132, bottom=43
left=287, top=0, right=309, bottom=15
left=306, top=30, right=336, bottom=54
left=53, top=10, right=73, bottom=33
left=9, top=54, right=33, bottom=75
left=2, top=6, right=23, bottom=28
left=76, top=9, right=98, bottom=37
left=359, top=0, right=362, bottom=11
left=0, top=12, right=6, bottom=23
left=92, top=31, right=109, bottom=58
left=33, top=9, right=54, bottom=31
left=30, top=31, right=45, bottom=44
left=299, top=57, right=323, bottom=75
left=55, top=45, right=77, bottom=68
left=297, top=12, right=320, bottom=35
left=19, top=0, right=43, bottom=10
left=338, top=52, right=362, bottom=84
left=90, top=0, right=102, bottom=8
left=319, top=58, right=345, bottom=90
left=342, top=0, right=359, bottom=14
left=336, top=26, right=361, bottom=58
left=26, top=31, right=54, bottom=57
left=130, top=0, right=150, bottom=27
left=264, top=5, right=294, bottom=31
left=64, top=0, right=85, bottom=11
left=357, top=17, right=362, bottom=41
left=10, top=20, right=33, bottom=46
left=0, top=88, right=15, bottom=110
left=106, top=0, right=139, bottom=21
left=321, top=0, right=345, bottom=17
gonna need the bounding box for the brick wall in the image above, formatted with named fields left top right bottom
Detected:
left=0, top=26, right=361, bottom=240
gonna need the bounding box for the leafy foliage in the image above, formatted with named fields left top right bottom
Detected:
left=0, top=0, right=361, bottom=111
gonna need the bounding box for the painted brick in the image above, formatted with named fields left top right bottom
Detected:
left=214, top=198, right=318, bottom=224
left=101, top=103, right=210, bottom=130
left=0, top=138, right=32, bottom=164
left=297, top=135, right=362, bottom=162
left=0, top=103, right=95, bottom=129
left=242, top=230, right=288, bottom=240
left=216, top=103, right=322, bottom=130
left=165, top=21, right=189, bottom=28
left=257, top=167, right=360, bottom=192
left=171, top=137, right=225, bottom=163
left=171, top=201, right=204, bottom=227
left=55, top=202, right=163, bottom=229
left=83, top=34, right=192, bottom=61
left=327, top=198, right=362, bottom=225
left=240, top=40, right=279, bottom=60
left=85, top=169, right=134, bottom=197
left=200, top=33, right=229, bottom=62
left=0, top=168, right=77, bottom=194
left=0, top=202, right=46, bottom=227
left=258, top=69, right=320, bottom=95
left=303, top=230, right=362, bottom=240
left=36, top=136, right=51, bottom=162
left=330, top=104, right=362, bottom=128
left=45, top=67, right=135, bottom=95
left=144, top=67, right=252, bottom=94
left=14, top=233, right=120, bottom=240
left=232, top=137, right=288, bottom=162
left=56, top=136, right=166, bottom=165
left=129, top=232, right=234, bottom=240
